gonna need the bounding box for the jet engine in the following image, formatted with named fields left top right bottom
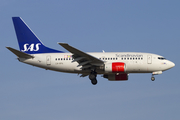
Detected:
left=105, top=62, right=126, bottom=73
left=103, top=73, right=128, bottom=81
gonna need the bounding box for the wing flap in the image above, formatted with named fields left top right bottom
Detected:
left=72, top=57, right=85, bottom=63
left=77, top=61, right=92, bottom=67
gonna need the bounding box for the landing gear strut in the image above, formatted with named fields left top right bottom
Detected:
left=151, top=71, right=163, bottom=81
left=89, top=71, right=97, bottom=85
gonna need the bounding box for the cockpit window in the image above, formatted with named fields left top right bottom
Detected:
left=158, top=57, right=166, bottom=60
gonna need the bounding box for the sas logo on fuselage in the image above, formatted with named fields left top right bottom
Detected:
left=21, top=43, right=41, bottom=52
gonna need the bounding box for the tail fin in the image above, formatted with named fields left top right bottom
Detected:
left=12, top=17, right=63, bottom=54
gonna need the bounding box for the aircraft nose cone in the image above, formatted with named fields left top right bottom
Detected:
left=169, top=61, right=175, bottom=68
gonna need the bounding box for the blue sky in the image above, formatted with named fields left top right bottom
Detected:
left=0, top=0, right=179, bottom=120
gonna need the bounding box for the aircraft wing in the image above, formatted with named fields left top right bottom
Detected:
left=58, top=43, right=104, bottom=69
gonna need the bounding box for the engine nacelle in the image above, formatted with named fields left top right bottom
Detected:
left=105, top=62, right=126, bottom=73
left=103, top=73, right=128, bottom=81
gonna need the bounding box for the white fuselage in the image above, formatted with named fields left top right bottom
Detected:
left=18, top=52, right=175, bottom=74
left=9, top=17, right=175, bottom=84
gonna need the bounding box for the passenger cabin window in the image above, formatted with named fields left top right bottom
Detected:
left=119, top=57, right=143, bottom=60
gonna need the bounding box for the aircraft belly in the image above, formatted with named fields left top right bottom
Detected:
left=125, top=61, right=144, bottom=73
left=147, top=64, right=162, bottom=72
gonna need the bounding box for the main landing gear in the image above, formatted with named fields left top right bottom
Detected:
left=89, top=71, right=97, bottom=85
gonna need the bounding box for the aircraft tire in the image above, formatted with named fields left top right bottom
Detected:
left=91, top=79, right=97, bottom=85
left=89, top=74, right=96, bottom=80
left=151, top=77, right=155, bottom=81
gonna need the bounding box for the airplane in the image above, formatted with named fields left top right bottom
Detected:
left=6, top=17, right=175, bottom=85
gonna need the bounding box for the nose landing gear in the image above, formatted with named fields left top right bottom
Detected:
left=151, top=71, right=162, bottom=81
left=151, top=76, right=155, bottom=81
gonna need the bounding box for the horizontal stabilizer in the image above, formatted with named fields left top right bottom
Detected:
left=6, top=47, right=34, bottom=58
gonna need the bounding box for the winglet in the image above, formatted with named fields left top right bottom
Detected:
left=6, top=47, right=34, bottom=58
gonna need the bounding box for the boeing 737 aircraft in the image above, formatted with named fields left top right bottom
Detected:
left=7, top=17, right=175, bottom=85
